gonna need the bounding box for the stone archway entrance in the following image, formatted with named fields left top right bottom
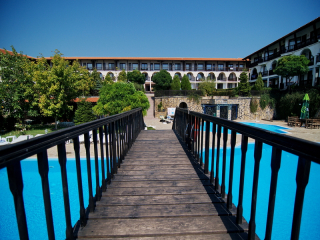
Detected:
left=179, top=102, right=188, bottom=108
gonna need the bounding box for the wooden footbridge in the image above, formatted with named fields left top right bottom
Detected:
left=77, top=130, right=249, bottom=239
left=1, top=108, right=319, bottom=240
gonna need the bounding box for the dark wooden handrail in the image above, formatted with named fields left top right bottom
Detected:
left=0, top=108, right=144, bottom=240
left=173, top=107, right=320, bottom=240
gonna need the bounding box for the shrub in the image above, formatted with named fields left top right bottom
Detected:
left=74, top=99, right=96, bottom=125
left=198, top=81, right=216, bottom=95
left=250, top=98, right=259, bottom=113
left=181, top=75, right=191, bottom=90
left=260, top=94, right=275, bottom=110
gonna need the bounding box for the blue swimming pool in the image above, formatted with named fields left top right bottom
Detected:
left=202, top=144, right=320, bottom=240
left=0, top=158, right=101, bottom=240
left=202, top=122, right=290, bottom=134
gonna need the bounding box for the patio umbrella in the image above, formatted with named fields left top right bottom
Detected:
left=300, top=93, right=310, bottom=119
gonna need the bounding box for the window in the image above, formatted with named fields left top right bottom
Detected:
left=175, top=63, right=181, bottom=70
left=186, top=63, right=191, bottom=70
left=154, top=63, right=160, bottom=70
left=169, top=63, right=172, bottom=71
left=228, top=83, right=233, bottom=88
left=218, top=64, right=224, bottom=71
left=132, top=63, right=138, bottom=70
left=82, top=63, right=87, bottom=67
left=108, top=63, right=114, bottom=70
left=87, top=63, right=93, bottom=70
left=162, top=63, right=168, bottom=70
left=198, top=64, right=204, bottom=70
left=187, top=73, right=192, bottom=80
left=120, top=63, right=126, bottom=70
left=239, top=64, right=244, bottom=68
left=141, top=63, right=148, bottom=70
left=206, top=64, right=212, bottom=70
left=212, top=64, right=215, bottom=70
left=228, top=64, right=233, bottom=69
left=103, top=63, right=106, bottom=70
left=150, top=63, right=153, bottom=71
left=96, top=63, right=102, bottom=70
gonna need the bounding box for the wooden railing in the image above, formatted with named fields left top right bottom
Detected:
left=0, top=108, right=144, bottom=240
left=173, top=108, right=320, bottom=240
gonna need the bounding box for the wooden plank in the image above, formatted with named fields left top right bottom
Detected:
left=121, top=159, right=190, bottom=165
left=103, top=185, right=216, bottom=196
left=119, top=164, right=195, bottom=170
left=77, top=232, right=249, bottom=240
left=112, top=174, right=208, bottom=181
left=89, top=203, right=233, bottom=219
left=108, top=180, right=212, bottom=188
left=116, top=169, right=197, bottom=176
left=77, top=216, right=248, bottom=238
left=96, top=193, right=223, bottom=206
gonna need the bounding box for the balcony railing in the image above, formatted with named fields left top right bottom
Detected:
left=0, top=108, right=144, bottom=240
left=173, top=108, right=320, bottom=240
left=88, top=66, right=246, bottom=72
left=261, top=71, right=269, bottom=77
left=217, top=77, right=227, bottom=81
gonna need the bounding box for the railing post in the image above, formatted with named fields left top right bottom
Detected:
left=104, top=124, right=111, bottom=183
left=210, top=122, right=216, bottom=184
left=7, top=161, right=29, bottom=240
left=221, top=126, right=228, bottom=198
left=37, top=150, right=55, bottom=240
left=99, top=126, right=106, bottom=191
left=265, top=147, right=282, bottom=240
left=72, top=136, right=86, bottom=227
left=248, top=140, right=263, bottom=240
left=291, top=157, right=311, bottom=240
left=112, top=121, right=118, bottom=174
left=204, top=120, right=210, bottom=174
left=227, top=130, right=236, bottom=210
left=84, top=132, right=95, bottom=212
left=92, top=129, right=101, bottom=201
left=215, top=125, right=222, bottom=191
left=200, top=119, right=204, bottom=167
left=57, top=143, right=74, bottom=240
left=237, top=135, right=248, bottom=224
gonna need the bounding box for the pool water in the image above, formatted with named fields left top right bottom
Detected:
left=0, top=158, right=102, bottom=240
left=202, top=144, right=320, bottom=240
left=201, top=122, right=290, bottom=134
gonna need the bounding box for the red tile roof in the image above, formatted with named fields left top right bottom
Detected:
left=73, top=97, right=99, bottom=103
left=44, top=56, right=246, bottom=62
left=0, top=48, right=35, bottom=59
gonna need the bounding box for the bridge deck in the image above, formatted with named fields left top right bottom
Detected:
left=77, top=130, right=249, bottom=239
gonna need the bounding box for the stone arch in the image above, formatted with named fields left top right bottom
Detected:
left=217, top=72, right=226, bottom=81
left=300, top=48, right=314, bottom=65
left=197, top=72, right=205, bottom=81
left=251, top=68, right=258, bottom=80
left=228, top=72, right=237, bottom=81
left=207, top=72, right=216, bottom=80
left=187, top=72, right=194, bottom=81
left=142, top=72, right=148, bottom=81
left=174, top=72, right=182, bottom=79
left=179, top=102, right=188, bottom=108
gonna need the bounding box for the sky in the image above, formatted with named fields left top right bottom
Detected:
left=1, top=0, right=319, bottom=59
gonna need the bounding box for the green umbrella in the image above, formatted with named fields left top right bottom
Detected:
left=300, top=94, right=310, bottom=119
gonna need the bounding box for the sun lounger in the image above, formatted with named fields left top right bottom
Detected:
left=11, top=135, right=33, bottom=143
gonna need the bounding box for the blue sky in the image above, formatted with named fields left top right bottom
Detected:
left=1, top=0, right=319, bottom=58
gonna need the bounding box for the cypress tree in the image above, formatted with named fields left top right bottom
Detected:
left=181, top=74, right=192, bottom=90
left=171, top=75, right=181, bottom=90
left=74, top=99, right=96, bottom=125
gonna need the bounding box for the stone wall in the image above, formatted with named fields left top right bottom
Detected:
left=154, top=96, right=276, bottom=120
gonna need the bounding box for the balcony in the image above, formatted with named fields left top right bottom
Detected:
left=269, top=69, right=275, bottom=75
left=308, top=56, right=314, bottom=66
left=316, top=55, right=320, bottom=63
left=261, top=71, right=269, bottom=77
left=251, top=74, right=258, bottom=80
left=217, top=77, right=227, bottom=81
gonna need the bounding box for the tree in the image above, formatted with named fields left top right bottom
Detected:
left=93, top=82, right=150, bottom=116
left=238, top=71, right=251, bottom=96
left=152, top=70, right=172, bottom=90
left=198, top=79, right=216, bottom=95
left=30, top=50, right=95, bottom=129
left=274, top=55, right=309, bottom=90
left=74, top=98, right=96, bottom=125
left=118, top=69, right=127, bottom=82
left=127, top=70, right=145, bottom=84
left=181, top=74, right=191, bottom=90
left=0, top=47, right=38, bottom=126
left=90, top=68, right=103, bottom=95
left=171, top=75, right=181, bottom=90
left=253, top=73, right=264, bottom=91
